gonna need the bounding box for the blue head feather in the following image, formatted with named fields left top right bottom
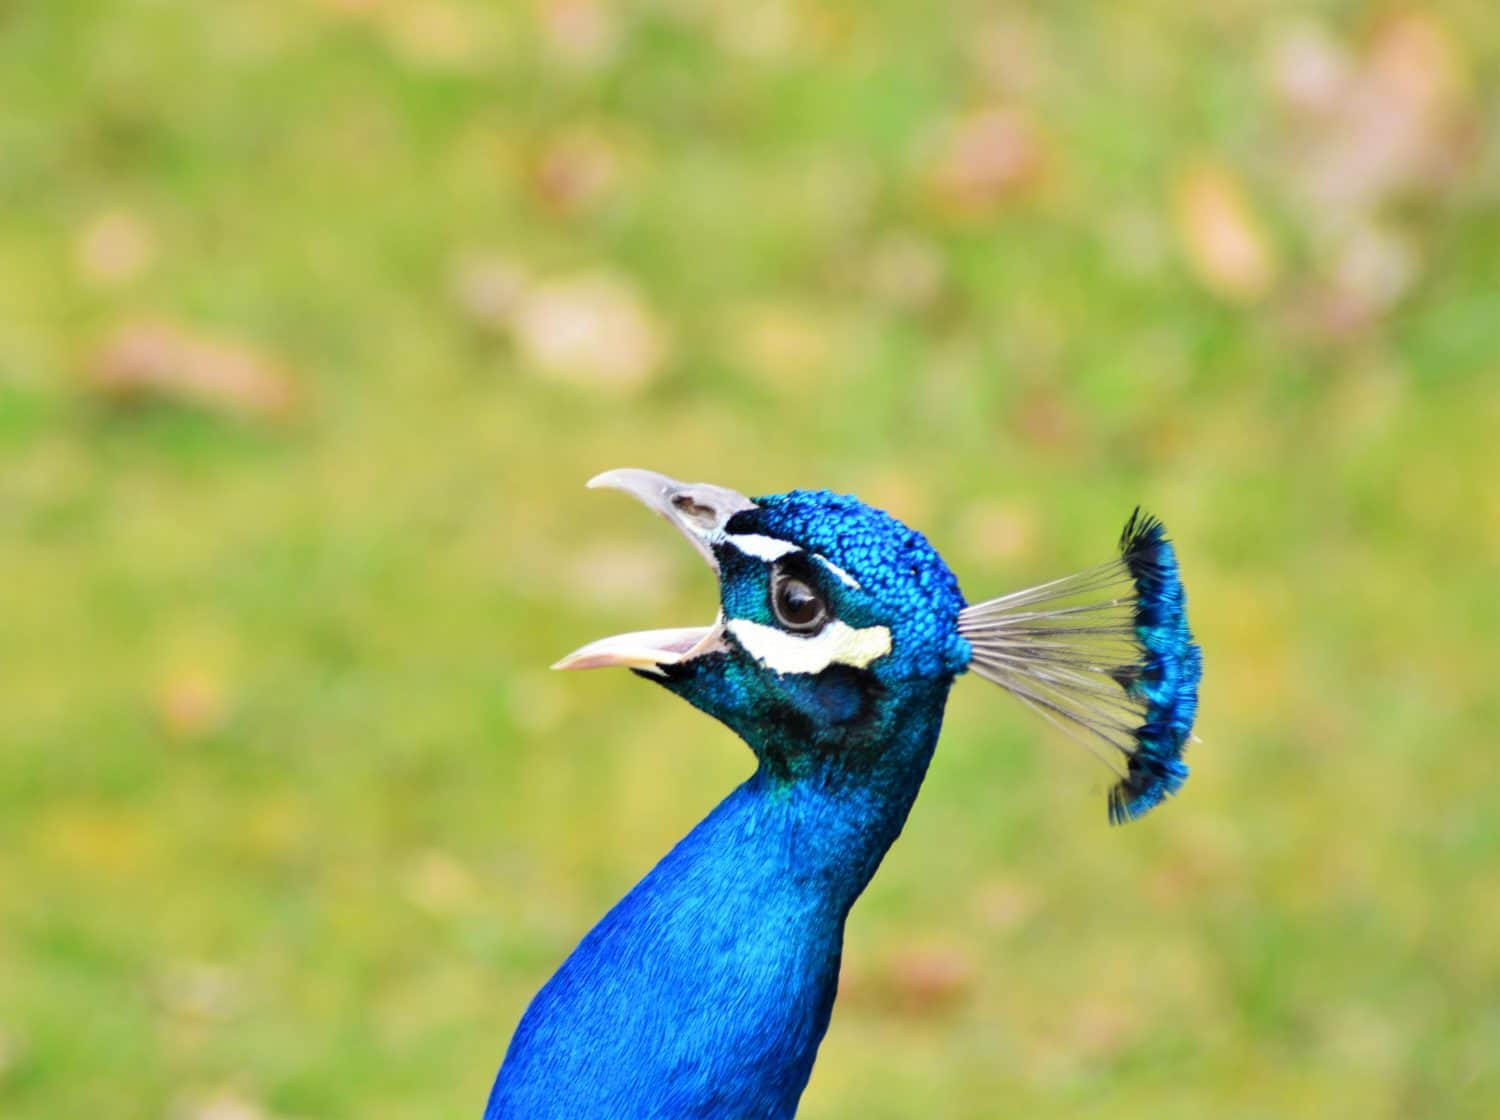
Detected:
left=733, top=490, right=971, bottom=680
left=660, top=490, right=969, bottom=783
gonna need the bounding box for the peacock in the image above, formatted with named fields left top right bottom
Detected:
left=486, top=469, right=1201, bottom=1119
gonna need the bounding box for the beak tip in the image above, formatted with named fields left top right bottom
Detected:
left=585, top=467, right=651, bottom=493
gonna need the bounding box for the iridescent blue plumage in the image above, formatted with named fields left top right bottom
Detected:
left=488, top=471, right=1202, bottom=1118
left=958, top=506, right=1202, bottom=824
left=1108, top=510, right=1202, bottom=824
left=729, top=490, right=971, bottom=681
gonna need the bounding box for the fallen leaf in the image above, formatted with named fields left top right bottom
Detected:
left=1306, top=223, right=1419, bottom=339
left=1267, top=22, right=1351, bottom=115
left=1014, top=383, right=1079, bottom=452
left=511, top=272, right=669, bottom=391
left=1269, top=13, right=1473, bottom=219
left=532, top=125, right=623, bottom=215
left=926, top=107, right=1046, bottom=219
left=74, top=211, right=155, bottom=287
left=864, top=941, right=978, bottom=1019
left=537, top=0, right=619, bottom=70
left=1173, top=162, right=1278, bottom=304
left=157, top=669, right=228, bottom=741
left=87, top=319, right=301, bottom=421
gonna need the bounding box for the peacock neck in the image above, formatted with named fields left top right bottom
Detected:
left=738, top=677, right=952, bottom=917
left=487, top=678, right=954, bottom=1120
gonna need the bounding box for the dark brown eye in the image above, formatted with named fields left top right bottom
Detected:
left=771, top=567, right=828, bottom=633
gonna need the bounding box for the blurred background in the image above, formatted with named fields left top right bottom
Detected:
left=2, top=1, right=1497, bottom=1117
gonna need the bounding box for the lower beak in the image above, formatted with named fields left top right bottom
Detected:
left=552, top=625, right=722, bottom=673
left=551, top=469, right=753, bottom=673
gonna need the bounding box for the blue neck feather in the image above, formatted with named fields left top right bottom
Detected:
left=486, top=679, right=952, bottom=1120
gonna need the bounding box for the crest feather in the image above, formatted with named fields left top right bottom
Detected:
left=959, top=508, right=1202, bottom=824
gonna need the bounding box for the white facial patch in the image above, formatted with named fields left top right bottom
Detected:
left=726, top=618, right=892, bottom=675
left=723, top=532, right=800, bottom=562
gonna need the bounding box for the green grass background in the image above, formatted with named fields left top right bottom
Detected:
left=2, top=2, right=1498, bottom=1117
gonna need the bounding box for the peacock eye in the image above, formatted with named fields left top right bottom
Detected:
left=770, top=563, right=829, bottom=634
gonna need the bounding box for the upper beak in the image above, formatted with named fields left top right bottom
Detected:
left=551, top=469, right=754, bottom=673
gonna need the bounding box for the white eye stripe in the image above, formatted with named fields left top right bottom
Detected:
left=722, top=533, right=800, bottom=562
left=726, top=618, right=891, bottom=674
left=815, top=555, right=860, bottom=589
left=723, top=533, right=863, bottom=592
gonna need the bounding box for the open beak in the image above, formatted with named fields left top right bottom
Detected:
left=551, top=469, right=754, bottom=674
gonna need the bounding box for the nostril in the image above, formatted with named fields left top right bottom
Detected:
left=672, top=492, right=719, bottom=527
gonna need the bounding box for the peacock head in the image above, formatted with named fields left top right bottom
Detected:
left=555, top=469, right=1201, bottom=819
left=555, top=470, right=968, bottom=782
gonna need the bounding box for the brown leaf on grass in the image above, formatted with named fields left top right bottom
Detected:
left=925, top=107, right=1047, bottom=219
left=87, top=319, right=301, bottom=421
left=537, top=0, right=620, bottom=70
left=1267, top=22, right=1352, bottom=115
left=511, top=272, right=669, bottom=392
left=532, top=125, right=624, bottom=216
left=1268, top=14, right=1474, bottom=218
left=1014, top=384, right=1079, bottom=453
left=1297, top=223, right=1420, bottom=341
left=74, top=210, right=155, bottom=287
left=1173, top=162, right=1278, bottom=304
left=1261, top=14, right=1475, bottom=342
left=847, top=941, right=975, bottom=1019
left=157, top=669, right=228, bottom=741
